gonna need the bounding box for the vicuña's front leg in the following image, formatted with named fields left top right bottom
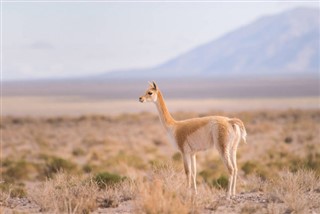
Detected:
left=191, top=154, right=197, bottom=194
left=183, top=153, right=191, bottom=189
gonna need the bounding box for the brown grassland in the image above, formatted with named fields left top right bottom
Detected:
left=1, top=109, right=320, bottom=213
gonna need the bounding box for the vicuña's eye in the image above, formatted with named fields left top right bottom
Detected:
left=148, top=92, right=153, bottom=95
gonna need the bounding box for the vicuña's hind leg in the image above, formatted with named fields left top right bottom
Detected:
left=230, top=142, right=239, bottom=196
left=215, top=124, right=235, bottom=199
left=220, top=150, right=234, bottom=199
left=230, top=126, right=241, bottom=196
left=183, top=153, right=192, bottom=189
left=190, top=154, right=197, bottom=194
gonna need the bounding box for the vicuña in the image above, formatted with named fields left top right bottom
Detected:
left=139, top=81, right=247, bottom=198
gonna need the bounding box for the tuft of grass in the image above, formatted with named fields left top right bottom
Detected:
left=172, top=152, right=182, bottom=162
left=2, top=159, right=39, bottom=185
left=10, top=186, right=27, bottom=198
left=42, top=156, right=77, bottom=178
left=93, top=172, right=126, bottom=189
left=135, top=178, right=190, bottom=214
left=153, top=139, right=164, bottom=146
left=99, top=180, right=136, bottom=208
left=242, top=161, right=257, bottom=175
left=135, top=161, right=217, bottom=213
left=243, top=175, right=267, bottom=192
left=241, top=161, right=269, bottom=180
left=266, top=202, right=286, bottom=214
left=199, top=169, right=214, bottom=183
left=82, top=164, right=93, bottom=173
left=212, top=175, right=229, bottom=190
left=72, top=147, right=86, bottom=156
left=0, top=182, right=27, bottom=198
left=29, top=172, right=99, bottom=214
left=0, top=186, right=10, bottom=208
left=266, top=169, right=319, bottom=213
left=284, top=136, right=293, bottom=144
left=304, top=152, right=320, bottom=174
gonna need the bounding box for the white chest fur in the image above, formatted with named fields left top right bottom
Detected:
left=167, top=129, right=179, bottom=150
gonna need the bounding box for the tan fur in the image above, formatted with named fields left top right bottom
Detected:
left=139, top=82, right=247, bottom=197
left=217, top=117, right=230, bottom=154
left=228, top=118, right=247, bottom=143
left=156, top=91, right=175, bottom=126
left=175, top=117, right=211, bottom=151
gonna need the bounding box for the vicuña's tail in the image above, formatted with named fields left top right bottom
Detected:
left=229, top=118, right=247, bottom=144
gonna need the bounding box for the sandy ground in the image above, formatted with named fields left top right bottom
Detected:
left=2, top=96, right=319, bottom=116
left=3, top=190, right=319, bottom=214
left=0, top=192, right=272, bottom=214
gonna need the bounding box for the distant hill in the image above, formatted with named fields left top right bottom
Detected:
left=103, top=7, right=319, bottom=79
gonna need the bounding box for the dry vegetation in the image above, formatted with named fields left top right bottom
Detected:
left=1, top=109, right=320, bottom=213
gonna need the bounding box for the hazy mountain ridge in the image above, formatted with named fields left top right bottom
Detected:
left=104, top=7, right=319, bottom=79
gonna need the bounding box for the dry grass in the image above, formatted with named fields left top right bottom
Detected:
left=135, top=162, right=190, bottom=213
left=0, top=184, right=11, bottom=207
left=135, top=161, right=221, bottom=214
left=267, top=169, right=320, bottom=213
left=136, top=178, right=190, bottom=214
left=98, top=180, right=136, bottom=208
left=25, top=172, right=136, bottom=213
left=1, top=109, right=320, bottom=213
left=29, top=173, right=100, bottom=213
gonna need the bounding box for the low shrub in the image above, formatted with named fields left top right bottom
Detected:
left=212, top=175, right=229, bottom=190
left=284, top=136, right=293, bottom=144
left=72, top=147, right=86, bottom=156
left=242, top=161, right=258, bottom=175
left=2, top=159, right=37, bottom=183
left=82, top=164, right=93, bottom=173
left=242, top=161, right=269, bottom=179
left=43, top=156, right=77, bottom=178
left=93, top=172, right=126, bottom=189
left=0, top=182, right=27, bottom=198
left=172, top=152, right=182, bottom=162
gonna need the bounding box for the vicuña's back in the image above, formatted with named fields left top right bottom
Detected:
left=139, top=81, right=247, bottom=198
left=174, top=116, right=246, bottom=154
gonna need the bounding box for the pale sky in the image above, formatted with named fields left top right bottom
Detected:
left=2, top=1, right=319, bottom=80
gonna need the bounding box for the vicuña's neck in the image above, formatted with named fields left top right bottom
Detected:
left=155, top=90, right=175, bottom=128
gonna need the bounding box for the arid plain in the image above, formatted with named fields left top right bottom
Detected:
left=1, top=79, right=320, bottom=213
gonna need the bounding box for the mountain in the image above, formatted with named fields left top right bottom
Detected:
left=104, top=7, right=319, bottom=79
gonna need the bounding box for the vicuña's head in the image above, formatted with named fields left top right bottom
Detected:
left=139, top=81, right=158, bottom=103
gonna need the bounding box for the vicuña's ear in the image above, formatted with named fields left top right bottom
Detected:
left=152, top=81, right=158, bottom=90
left=148, top=81, right=153, bottom=88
